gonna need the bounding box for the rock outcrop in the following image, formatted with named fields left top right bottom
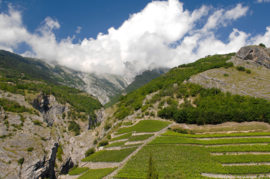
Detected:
left=32, top=94, right=68, bottom=126
left=236, top=46, right=270, bottom=68
left=0, top=107, right=5, bottom=121
left=188, top=46, right=270, bottom=100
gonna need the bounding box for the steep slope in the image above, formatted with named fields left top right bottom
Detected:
left=0, top=63, right=112, bottom=178
left=188, top=45, right=270, bottom=100
left=104, top=67, right=170, bottom=108
left=0, top=50, right=171, bottom=105
left=0, top=50, right=130, bottom=105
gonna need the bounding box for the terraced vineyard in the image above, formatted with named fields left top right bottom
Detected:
left=116, top=129, right=270, bottom=179
left=61, top=120, right=270, bottom=179
left=61, top=119, right=172, bottom=179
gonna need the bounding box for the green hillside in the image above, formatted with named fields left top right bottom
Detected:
left=113, top=53, right=236, bottom=120
left=105, top=68, right=168, bottom=108
left=0, top=50, right=102, bottom=120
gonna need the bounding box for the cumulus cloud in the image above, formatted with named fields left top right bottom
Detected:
left=0, top=0, right=268, bottom=75
left=76, top=26, right=82, bottom=34
left=255, top=0, right=270, bottom=3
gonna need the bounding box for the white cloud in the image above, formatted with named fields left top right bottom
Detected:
left=255, top=0, right=270, bottom=3
left=0, top=0, right=268, bottom=76
left=76, top=26, right=82, bottom=34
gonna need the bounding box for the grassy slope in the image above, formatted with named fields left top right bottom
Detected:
left=115, top=120, right=171, bottom=135
left=113, top=53, right=235, bottom=119
left=117, top=131, right=270, bottom=178
left=105, top=69, right=168, bottom=108
left=78, top=168, right=117, bottom=179
left=81, top=147, right=137, bottom=162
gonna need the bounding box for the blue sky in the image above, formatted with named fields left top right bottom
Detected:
left=0, top=0, right=270, bottom=74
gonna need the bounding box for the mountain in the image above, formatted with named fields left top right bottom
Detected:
left=104, top=67, right=170, bottom=108
left=1, top=45, right=270, bottom=179
left=0, top=50, right=170, bottom=105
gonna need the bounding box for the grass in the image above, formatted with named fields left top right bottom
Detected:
left=213, top=154, right=270, bottom=164
left=81, top=147, right=137, bottom=162
left=208, top=145, right=270, bottom=153
left=104, top=141, right=126, bottom=148
left=78, top=168, right=117, bottom=179
left=129, top=134, right=154, bottom=141
left=163, top=130, right=270, bottom=138
left=111, top=133, right=132, bottom=141
left=116, top=144, right=224, bottom=179
left=222, top=165, right=270, bottom=174
left=115, top=120, right=171, bottom=135
left=68, top=167, right=89, bottom=175
left=123, top=121, right=133, bottom=126
left=150, top=136, right=270, bottom=145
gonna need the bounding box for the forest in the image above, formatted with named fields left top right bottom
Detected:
left=157, top=83, right=270, bottom=125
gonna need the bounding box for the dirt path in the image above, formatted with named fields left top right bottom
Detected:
left=205, top=143, right=269, bottom=147
left=108, top=139, right=128, bottom=144
left=197, top=136, right=270, bottom=140
left=125, top=141, right=144, bottom=145
left=211, top=152, right=270, bottom=155
left=131, top=132, right=155, bottom=136
left=222, top=162, right=270, bottom=166
left=105, top=122, right=175, bottom=179
left=201, top=173, right=270, bottom=178
left=81, top=162, right=120, bottom=169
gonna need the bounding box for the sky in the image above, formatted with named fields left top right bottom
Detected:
left=0, top=0, right=270, bottom=75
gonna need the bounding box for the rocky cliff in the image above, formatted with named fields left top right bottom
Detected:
left=0, top=90, right=109, bottom=179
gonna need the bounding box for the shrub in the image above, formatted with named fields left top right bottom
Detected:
left=99, top=140, right=108, bottom=147
left=85, top=148, right=95, bottom=157
left=17, top=157, right=24, bottom=165
left=259, top=43, right=266, bottom=48
left=246, top=69, right=251, bottom=74
left=27, top=147, right=34, bottom=152
left=68, top=121, right=80, bottom=136
left=56, top=145, right=63, bottom=162
left=236, top=66, right=246, bottom=71
left=33, top=120, right=42, bottom=126
left=93, top=139, right=98, bottom=145
left=223, top=73, right=229, bottom=77
left=107, top=135, right=111, bottom=139
left=104, top=123, right=111, bottom=130
left=62, top=113, right=66, bottom=119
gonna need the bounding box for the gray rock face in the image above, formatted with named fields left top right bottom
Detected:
left=32, top=94, right=67, bottom=126
left=236, top=46, right=270, bottom=68
left=188, top=46, right=270, bottom=101
left=0, top=107, right=5, bottom=121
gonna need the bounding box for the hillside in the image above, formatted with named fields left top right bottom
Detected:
left=59, top=45, right=270, bottom=179
left=105, top=68, right=169, bottom=108
left=2, top=45, right=270, bottom=179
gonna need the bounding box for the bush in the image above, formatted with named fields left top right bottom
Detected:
left=56, top=145, right=63, bottom=162
left=27, top=147, right=34, bottom=152
left=33, top=120, right=42, bottom=126
left=17, top=157, right=24, bottom=165
left=259, top=43, right=266, bottom=48
left=68, top=121, right=80, bottom=136
left=93, top=139, right=98, bottom=145
left=85, top=148, right=95, bottom=157
left=224, top=73, right=229, bottom=77
left=104, top=123, right=111, bottom=130
left=99, top=140, right=108, bottom=147
left=246, top=69, right=251, bottom=74
left=236, top=66, right=246, bottom=71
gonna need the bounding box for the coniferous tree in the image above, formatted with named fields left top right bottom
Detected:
left=146, top=152, right=158, bottom=179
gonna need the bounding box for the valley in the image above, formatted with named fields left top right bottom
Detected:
left=1, top=45, right=270, bottom=179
